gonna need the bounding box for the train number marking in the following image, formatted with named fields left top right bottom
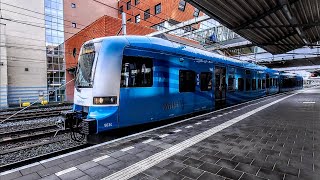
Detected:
left=104, top=123, right=113, bottom=127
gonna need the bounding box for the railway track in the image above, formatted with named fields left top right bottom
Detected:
left=0, top=125, right=59, bottom=145
left=0, top=123, right=86, bottom=170
left=0, top=104, right=84, bottom=171
left=0, top=136, right=87, bottom=171
left=0, top=106, right=71, bottom=122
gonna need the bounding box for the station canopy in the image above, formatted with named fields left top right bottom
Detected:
left=187, top=0, right=320, bottom=54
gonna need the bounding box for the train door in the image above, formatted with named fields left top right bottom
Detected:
left=214, top=66, right=226, bottom=109
left=266, top=74, right=270, bottom=95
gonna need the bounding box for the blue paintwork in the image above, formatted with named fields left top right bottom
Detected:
left=73, top=36, right=303, bottom=134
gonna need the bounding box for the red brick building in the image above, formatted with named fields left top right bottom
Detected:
left=65, top=15, right=156, bottom=101
left=64, top=1, right=202, bottom=101
left=118, top=0, right=202, bottom=28
left=63, top=0, right=118, bottom=40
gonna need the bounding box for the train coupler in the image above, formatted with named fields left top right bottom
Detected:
left=57, top=111, right=96, bottom=135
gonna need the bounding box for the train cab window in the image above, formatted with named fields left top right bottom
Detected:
left=228, top=76, right=235, bottom=91
left=120, top=56, right=153, bottom=87
left=238, top=78, right=244, bottom=91
left=262, top=79, right=266, bottom=89
left=179, top=70, right=196, bottom=92
left=200, top=72, right=212, bottom=91
left=258, top=79, right=262, bottom=89
left=246, top=78, right=251, bottom=91
left=252, top=79, right=256, bottom=90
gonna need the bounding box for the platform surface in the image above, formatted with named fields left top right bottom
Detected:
left=1, top=88, right=319, bottom=180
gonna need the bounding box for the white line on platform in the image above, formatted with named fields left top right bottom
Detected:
left=211, top=117, right=216, bottom=119
left=217, top=115, right=223, bottom=117
left=185, top=125, right=193, bottom=129
left=302, top=102, right=315, bottom=104
left=195, top=122, right=202, bottom=125
left=203, top=120, right=210, bottom=122
left=121, top=146, right=134, bottom=152
left=159, top=134, right=169, bottom=138
left=0, top=92, right=288, bottom=176
left=101, top=93, right=297, bottom=180
left=92, top=155, right=110, bottom=162
left=55, top=167, right=77, bottom=176
left=173, top=129, right=182, bottom=133
left=142, top=139, right=154, bottom=144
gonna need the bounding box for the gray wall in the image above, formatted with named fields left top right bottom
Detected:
left=0, top=0, right=47, bottom=107
left=0, top=24, right=8, bottom=108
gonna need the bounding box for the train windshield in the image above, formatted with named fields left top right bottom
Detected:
left=75, top=43, right=98, bottom=88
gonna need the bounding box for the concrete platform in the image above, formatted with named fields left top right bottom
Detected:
left=1, top=88, right=319, bottom=180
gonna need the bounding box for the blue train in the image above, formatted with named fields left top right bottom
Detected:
left=62, top=36, right=303, bottom=140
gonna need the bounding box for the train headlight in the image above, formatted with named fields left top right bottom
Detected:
left=93, top=96, right=117, bottom=105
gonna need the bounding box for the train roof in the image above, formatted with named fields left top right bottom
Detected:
left=91, top=36, right=278, bottom=73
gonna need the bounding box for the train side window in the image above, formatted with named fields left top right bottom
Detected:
left=120, top=56, right=153, bottom=87
left=246, top=78, right=251, bottom=91
left=258, top=79, right=261, bottom=89
left=200, top=72, right=212, bottom=91
left=179, top=70, right=196, bottom=92
left=228, top=76, right=235, bottom=91
left=252, top=79, right=256, bottom=90
left=238, top=78, right=244, bottom=91
left=262, top=79, right=266, bottom=89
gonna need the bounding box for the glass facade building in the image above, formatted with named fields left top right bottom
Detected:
left=44, top=0, right=66, bottom=102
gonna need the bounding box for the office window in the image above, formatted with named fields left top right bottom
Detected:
left=200, top=72, right=212, bottom=91
left=119, top=6, right=123, bottom=14
left=238, top=78, right=244, bottom=91
left=194, top=8, right=200, bottom=17
left=120, top=56, right=153, bottom=87
left=135, top=0, right=140, bottom=5
left=246, top=78, right=251, bottom=91
left=179, top=70, right=196, bottom=92
left=71, top=3, right=76, bottom=8
left=127, top=18, right=131, bottom=22
left=155, top=3, right=161, bottom=14
left=72, top=22, right=77, bottom=28
left=127, top=1, right=131, bottom=10
left=135, top=14, right=140, bottom=23
left=252, top=79, right=256, bottom=90
left=245, top=70, right=251, bottom=75
left=258, top=79, right=262, bottom=89
left=144, top=9, right=150, bottom=20
left=178, top=0, right=186, bottom=11
left=228, top=76, right=235, bottom=91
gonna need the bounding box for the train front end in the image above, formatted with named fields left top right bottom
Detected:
left=61, top=37, right=127, bottom=139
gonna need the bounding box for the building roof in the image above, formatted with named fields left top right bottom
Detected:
left=187, top=0, right=320, bottom=54
left=260, top=56, right=320, bottom=68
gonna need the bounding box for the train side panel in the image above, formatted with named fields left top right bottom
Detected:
left=118, top=48, right=215, bottom=128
